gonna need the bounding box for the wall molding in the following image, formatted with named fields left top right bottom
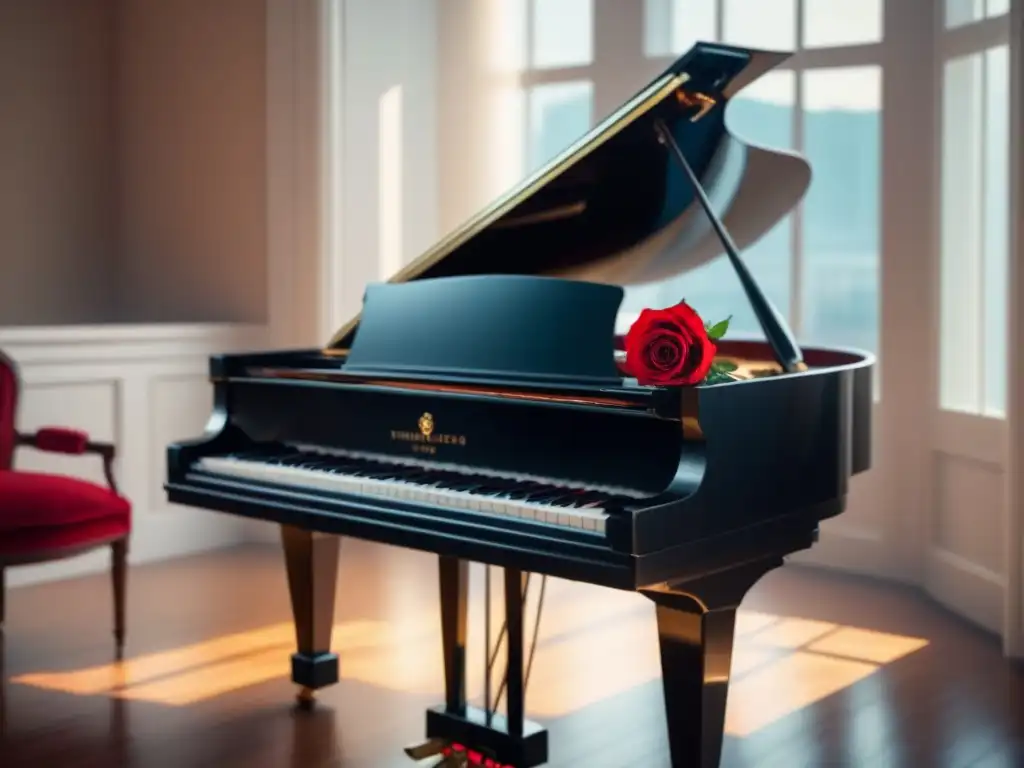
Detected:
left=926, top=547, right=1006, bottom=634
left=3, top=322, right=267, bottom=587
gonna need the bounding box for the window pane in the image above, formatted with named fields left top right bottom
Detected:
left=527, top=81, right=593, bottom=172
left=947, top=0, right=1010, bottom=23
left=983, top=46, right=1009, bottom=415
left=723, top=0, right=796, bottom=50
left=940, top=54, right=985, bottom=412
left=986, top=0, right=1009, bottom=17
left=802, top=0, right=883, bottom=48
left=939, top=48, right=1010, bottom=416
left=531, top=0, right=593, bottom=69
left=801, top=67, right=881, bottom=360
left=945, top=0, right=985, bottom=27
left=643, top=0, right=717, bottom=57
left=622, top=72, right=795, bottom=335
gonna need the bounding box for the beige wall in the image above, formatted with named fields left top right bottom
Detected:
left=0, top=0, right=119, bottom=325
left=0, top=0, right=268, bottom=327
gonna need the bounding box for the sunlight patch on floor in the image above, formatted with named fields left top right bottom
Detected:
left=11, top=597, right=929, bottom=737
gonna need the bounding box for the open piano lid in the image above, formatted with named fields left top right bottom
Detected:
left=327, top=42, right=811, bottom=352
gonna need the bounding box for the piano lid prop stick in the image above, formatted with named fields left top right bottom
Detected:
left=652, top=118, right=807, bottom=374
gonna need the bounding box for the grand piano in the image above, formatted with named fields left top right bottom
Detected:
left=166, top=42, right=874, bottom=768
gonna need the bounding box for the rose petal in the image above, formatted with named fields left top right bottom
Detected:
left=624, top=300, right=715, bottom=387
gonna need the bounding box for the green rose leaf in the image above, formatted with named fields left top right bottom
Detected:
left=706, top=316, right=731, bottom=340
left=711, top=360, right=737, bottom=373
left=702, top=369, right=734, bottom=385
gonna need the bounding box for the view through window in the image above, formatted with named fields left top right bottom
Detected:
left=478, top=0, right=1012, bottom=414
left=938, top=10, right=1011, bottom=416
left=511, top=0, right=885, bottom=367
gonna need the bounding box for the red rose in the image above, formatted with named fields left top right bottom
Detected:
left=622, top=301, right=716, bottom=386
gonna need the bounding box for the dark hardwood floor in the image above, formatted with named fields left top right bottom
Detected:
left=0, top=541, right=1020, bottom=767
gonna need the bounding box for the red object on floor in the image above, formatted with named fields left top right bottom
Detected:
left=0, top=349, right=130, bottom=655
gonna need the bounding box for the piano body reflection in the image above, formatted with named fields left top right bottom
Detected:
left=166, top=43, right=873, bottom=768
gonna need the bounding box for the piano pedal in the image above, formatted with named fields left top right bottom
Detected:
left=404, top=738, right=448, bottom=761
left=404, top=739, right=468, bottom=767
left=422, top=705, right=547, bottom=767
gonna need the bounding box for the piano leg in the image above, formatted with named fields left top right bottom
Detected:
left=280, top=526, right=340, bottom=709
left=642, top=557, right=784, bottom=768
left=439, top=556, right=469, bottom=714
left=502, top=567, right=527, bottom=740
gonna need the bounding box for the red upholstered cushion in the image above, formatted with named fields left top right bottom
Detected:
left=0, top=470, right=131, bottom=532
left=0, top=515, right=129, bottom=558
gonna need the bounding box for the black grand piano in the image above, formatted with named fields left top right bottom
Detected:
left=166, top=43, right=873, bottom=768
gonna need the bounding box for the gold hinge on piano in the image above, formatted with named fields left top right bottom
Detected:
left=675, top=89, right=717, bottom=122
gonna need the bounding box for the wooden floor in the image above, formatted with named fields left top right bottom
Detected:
left=0, top=542, right=1020, bottom=768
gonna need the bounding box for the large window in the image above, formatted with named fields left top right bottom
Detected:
left=501, top=0, right=885, bottom=368
left=938, top=8, right=1011, bottom=417
left=461, top=0, right=1013, bottom=417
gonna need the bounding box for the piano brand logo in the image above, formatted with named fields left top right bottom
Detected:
left=391, top=412, right=467, bottom=455
left=418, top=412, right=434, bottom=437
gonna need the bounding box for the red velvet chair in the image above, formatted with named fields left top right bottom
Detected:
left=0, top=350, right=131, bottom=656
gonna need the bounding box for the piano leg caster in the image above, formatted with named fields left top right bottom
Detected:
left=295, top=686, right=317, bottom=710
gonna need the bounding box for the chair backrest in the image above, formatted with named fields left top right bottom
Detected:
left=0, top=350, right=18, bottom=471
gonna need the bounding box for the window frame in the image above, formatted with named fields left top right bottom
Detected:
left=935, top=11, right=1012, bottom=417
left=507, top=0, right=886, bottom=362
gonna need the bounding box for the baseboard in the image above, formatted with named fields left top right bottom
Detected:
left=924, top=547, right=1005, bottom=635
left=787, top=522, right=906, bottom=582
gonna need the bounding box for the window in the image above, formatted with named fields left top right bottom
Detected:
left=474, top=0, right=1014, bottom=415
left=532, top=0, right=593, bottom=68
left=802, top=0, right=883, bottom=48
left=722, top=0, right=796, bottom=49
left=643, top=0, right=716, bottom=57
left=945, top=0, right=1009, bottom=28
left=800, top=66, right=882, bottom=355
left=527, top=81, right=593, bottom=171
left=629, top=1, right=886, bottom=382
left=939, top=44, right=1010, bottom=416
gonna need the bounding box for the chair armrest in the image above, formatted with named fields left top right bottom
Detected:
left=16, top=428, right=120, bottom=493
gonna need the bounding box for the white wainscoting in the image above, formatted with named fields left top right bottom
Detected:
left=922, top=411, right=1008, bottom=635
left=1, top=323, right=267, bottom=587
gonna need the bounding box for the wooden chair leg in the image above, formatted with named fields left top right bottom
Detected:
left=111, top=540, right=128, bottom=658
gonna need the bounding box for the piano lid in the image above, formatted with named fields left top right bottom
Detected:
left=327, top=42, right=811, bottom=351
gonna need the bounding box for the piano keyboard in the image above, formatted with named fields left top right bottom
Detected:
left=194, top=445, right=648, bottom=535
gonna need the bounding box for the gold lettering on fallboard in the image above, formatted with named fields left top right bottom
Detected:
left=390, top=412, right=467, bottom=453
